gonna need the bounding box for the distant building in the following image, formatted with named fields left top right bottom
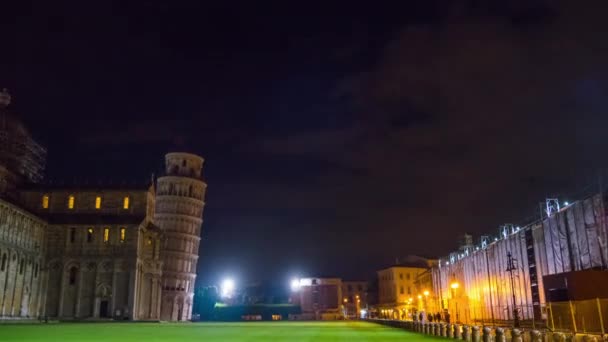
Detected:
left=341, top=280, right=368, bottom=318
left=292, top=277, right=342, bottom=320
left=376, top=256, right=435, bottom=320
left=0, top=89, right=207, bottom=321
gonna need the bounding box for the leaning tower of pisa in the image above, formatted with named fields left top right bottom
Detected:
left=155, top=152, right=207, bottom=321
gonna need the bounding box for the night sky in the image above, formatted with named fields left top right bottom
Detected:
left=2, top=1, right=608, bottom=286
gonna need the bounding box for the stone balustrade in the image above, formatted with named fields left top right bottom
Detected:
left=366, top=318, right=603, bottom=342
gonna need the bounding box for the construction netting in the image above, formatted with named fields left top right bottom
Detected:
left=432, top=193, right=608, bottom=327
left=536, top=195, right=608, bottom=275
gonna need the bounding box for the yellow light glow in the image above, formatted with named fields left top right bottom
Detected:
left=417, top=295, right=422, bottom=299
left=123, top=196, right=129, bottom=209
left=356, top=295, right=359, bottom=299
left=343, top=298, right=348, bottom=303
left=451, top=282, right=460, bottom=289
left=68, top=195, right=75, bottom=209
left=120, top=227, right=126, bottom=242
left=423, top=290, right=430, bottom=296
left=95, top=196, right=102, bottom=209
left=42, top=195, right=50, bottom=209
left=103, top=228, right=109, bottom=243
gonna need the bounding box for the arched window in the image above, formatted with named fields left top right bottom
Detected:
left=95, top=196, right=102, bottom=209
left=69, top=267, right=78, bottom=285
left=19, top=259, right=24, bottom=274
left=0, top=254, right=6, bottom=271
left=182, top=160, right=186, bottom=167
left=188, top=185, right=193, bottom=197
left=34, top=263, right=39, bottom=278
left=68, top=195, right=75, bottom=209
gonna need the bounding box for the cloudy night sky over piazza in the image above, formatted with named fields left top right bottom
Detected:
left=2, top=0, right=608, bottom=284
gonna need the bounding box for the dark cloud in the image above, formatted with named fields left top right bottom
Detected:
left=244, top=0, right=608, bottom=263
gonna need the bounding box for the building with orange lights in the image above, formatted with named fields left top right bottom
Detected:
left=341, top=280, right=368, bottom=318
left=376, top=256, right=436, bottom=320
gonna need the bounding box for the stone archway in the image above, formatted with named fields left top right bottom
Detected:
left=175, top=296, right=184, bottom=321
left=94, top=284, right=112, bottom=318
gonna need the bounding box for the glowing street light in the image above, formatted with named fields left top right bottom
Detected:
left=417, top=295, right=422, bottom=300
left=450, top=282, right=460, bottom=289
left=290, top=278, right=301, bottom=292
left=423, top=290, right=429, bottom=297
left=221, top=278, right=235, bottom=298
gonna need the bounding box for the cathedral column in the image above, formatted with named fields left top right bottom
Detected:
left=111, top=262, right=118, bottom=317
left=127, top=262, right=137, bottom=320
left=156, top=279, right=162, bottom=320
left=57, top=263, right=67, bottom=317
left=74, top=261, right=84, bottom=318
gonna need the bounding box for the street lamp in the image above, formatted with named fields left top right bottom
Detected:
left=290, top=278, right=301, bottom=292
left=221, top=278, right=235, bottom=299
left=450, top=281, right=459, bottom=323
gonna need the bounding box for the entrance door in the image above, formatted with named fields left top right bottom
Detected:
left=99, top=300, right=109, bottom=318
left=177, top=304, right=183, bottom=321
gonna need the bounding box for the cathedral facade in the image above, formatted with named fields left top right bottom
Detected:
left=0, top=90, right=206, bottom=321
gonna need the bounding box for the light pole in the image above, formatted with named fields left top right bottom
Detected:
left=423, top=290, right=429, bottom=313
left=506, top=252, right=521, bottom=328
left=450, top=281, right=459, bottom=323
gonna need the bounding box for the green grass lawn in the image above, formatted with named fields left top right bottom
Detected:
left=0, top=321, right=445, bottom=342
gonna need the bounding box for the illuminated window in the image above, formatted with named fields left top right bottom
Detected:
left=42, top=195, right=50, bottom=209
left=95, top=196, right=102, bottom=209
left=87, top=228, right=94, bottom=243
left=103, top=228, right=110, bottom=243
left=123, top=196, right=130, bottom=209
left=120, top=228, right=126, bottom=243
left=68, top=195, right=75, bottom=209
